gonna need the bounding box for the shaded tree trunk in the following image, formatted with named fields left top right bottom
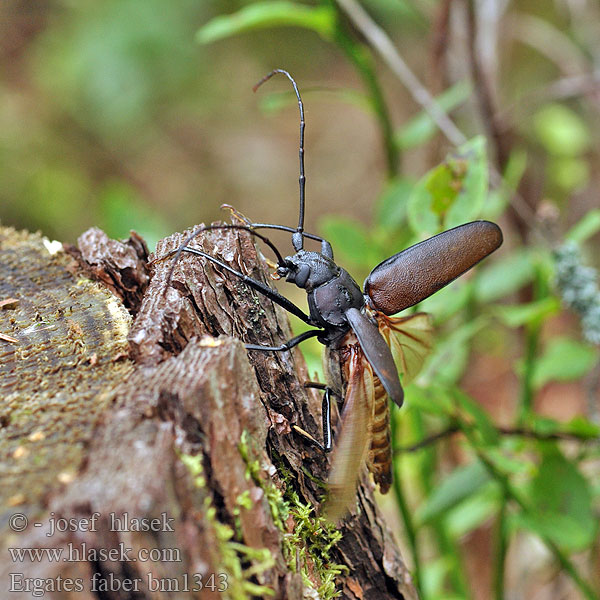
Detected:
left=0, top=222, right=418, bottom=599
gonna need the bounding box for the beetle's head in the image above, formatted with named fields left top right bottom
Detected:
left=274, top=255, right=309, bottom=289
left=273, top=251, right=340, bottom=291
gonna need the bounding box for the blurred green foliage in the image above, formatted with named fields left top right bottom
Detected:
left=2, top=1, right=600, bottom=599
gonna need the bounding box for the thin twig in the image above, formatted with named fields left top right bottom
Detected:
left=335, top=0, right=539, bottom=231
left=395, top=425, right=460, bottom=453
left=429, top=0, right=452, bottom=95
left=496, top=71, right=600, bottom=123
left=509, top=12, right=589, bottom=77
left=335, top=0, right=466, bottom=146
left=466, top=0, right=510, bottom=170
left=0, top=332, right=19, bottom=344
left=395, top=424, right=599, bottom=454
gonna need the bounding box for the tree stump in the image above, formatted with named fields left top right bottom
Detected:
left=0, top=222, right=418, bottom=599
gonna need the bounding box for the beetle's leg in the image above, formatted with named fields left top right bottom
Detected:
left=291, top=425, right=325, bottom=452
left=169, top=246, right=317, bottom=327
left=304, top=382, right=343, bottom=453
left=245, top=329, right=322, bottom=352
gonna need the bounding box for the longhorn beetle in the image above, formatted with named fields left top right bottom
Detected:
left=158, top=70, right=503, bottom=521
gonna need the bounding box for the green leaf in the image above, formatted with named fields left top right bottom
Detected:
left=486, top=447, right=533, bottom=475
left=529, top=415, right=563, bottom=436
left=550, top=156, right=589, bottom=192
left=196, top=2, right=336, bottom=44
left=454, top=389, right=499, bottom=446
left=319, top=216, right=377, bottom=268
left=406, top=173, right=440, bottom=235
left=416, top=460, right=491, bottom=525
left=516, top=511, right=596, bottom=553
left=531, top=337, right=599, bottom=389
left=493, top=297, right=560, bottom=328
left=565, top=416, right=600, bottom=439
left=375, top=176, right=414, bottom=229
left=481, top=148, right=527, bottom=221
left=404, top=385, right=453, bottom=416
left=445, top=137, right=488, bottom=229
left=533, top=103, right=590, bottom=156
left=394, top=81, right=471, bottom=150
left=420, top=318, right=486, bottom=385
left=517, top=448, right=596, bottom=552
left=419, top=279, right=473, bottom=321
left=566, top=209, right=600, bottom=243
left=407, top=136, right=488, bottom=236
left=473, top=250, right=537, bottom=303
left=446, top=484, right=500, bottom=537
left=421, top=557, right=456, bottom=600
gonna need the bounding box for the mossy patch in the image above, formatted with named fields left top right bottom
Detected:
left=179, top=451, right=275, bottom=599
left=238, top=430, right=347, bottom=600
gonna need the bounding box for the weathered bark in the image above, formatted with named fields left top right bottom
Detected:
left=0, top=222, right=418, bottom=599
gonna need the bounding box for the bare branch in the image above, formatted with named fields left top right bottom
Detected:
left=395, top=423, right=600, bottom=454
left=335, top=0, right=466, bottom=146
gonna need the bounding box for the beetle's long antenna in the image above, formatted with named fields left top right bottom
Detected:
left=153, top=224, right=287, bottom=290
left=160, top=245, right=316, bottom=326
left=253, top=69, right=306, bottom=251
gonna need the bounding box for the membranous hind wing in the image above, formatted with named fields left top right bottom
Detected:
left=343, top=308, right=403, bottom=498
left=375, top=312, right=433, bottom=385
left=325, top=346, right=375, bottom=522
left=364, top=221, right=503, bottom=316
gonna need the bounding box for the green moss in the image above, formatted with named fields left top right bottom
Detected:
left=178, top=452, right=206, bottom=487
left=282, top=487, right=348, bottom=600
left=238, top=431, right=347, bottom=600
left=239, top=430, right=289, bottom=530
left=179, top=431, right=347, bottom=600
left=178, top=450, right=275, bottom=599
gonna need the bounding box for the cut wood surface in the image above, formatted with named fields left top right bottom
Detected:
left=0, top=223, right=418, bottom=600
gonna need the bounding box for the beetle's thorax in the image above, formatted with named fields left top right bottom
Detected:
left=281, top=250, right=365, bottom=331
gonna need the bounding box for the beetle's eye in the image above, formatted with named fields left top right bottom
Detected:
left=294, top=264, right=310, bottom=288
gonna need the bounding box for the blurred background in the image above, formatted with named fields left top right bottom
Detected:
left=2, top=1, right=600, bottom=599
left=1, top=0, right=403, bottom=248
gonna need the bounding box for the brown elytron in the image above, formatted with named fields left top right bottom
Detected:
left=365, top=221, right=503, bottom=315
